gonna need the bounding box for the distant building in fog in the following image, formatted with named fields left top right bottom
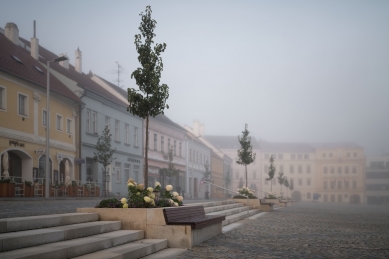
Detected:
left=312, top=143, right=365, bottom=204
left=365, top=155, right=389, bottom=205
left=259, top=142, right=316, bottom=201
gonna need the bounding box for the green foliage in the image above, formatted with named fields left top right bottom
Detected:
left=289, top=180, right=294, bottom=191
left=0, top=177, right=15, bottom=183
left=277, top=172, right=286, bottom=195
left=72, top=180, right=78, bottom=187
left=266, top=155, right=276, bottom=192
left=24, top=180, right=33, bottom=186
left=224, top=166, right=231, bottom=189
left=128, top=6, right=169, bottom=187
left=237, top=125, right=256, bottom=187
left=95, top=198, right=123, bottom=208
left=94, top=126, right=116, bottom=172
left=203, top=160, right=211, bottom=180
left=163, top=148, right=179, bottom=179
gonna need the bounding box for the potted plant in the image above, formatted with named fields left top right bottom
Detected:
left=24, top=180, right=34, bottom=197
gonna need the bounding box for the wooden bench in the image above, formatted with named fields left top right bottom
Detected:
left=163, top=205, right=225, bottom=229
left=259, top=199, right=274, bottom=212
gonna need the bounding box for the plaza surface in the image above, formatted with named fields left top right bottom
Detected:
left=174, top=202, right=389, bottom=259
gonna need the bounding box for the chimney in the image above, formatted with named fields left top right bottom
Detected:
left=75, top=47, right=82, bottom=73
left=59, top=53, right=69, bottom=69
left=4, top=22, right=19, bottom=45
left=31, top=20, right=39, bottom=60
left=199, top=123, right=204, bottom=137
left=193, top=120, right=199, bottom=136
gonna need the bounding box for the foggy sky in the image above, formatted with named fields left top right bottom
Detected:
left=1, top=0, right=388, bottom=155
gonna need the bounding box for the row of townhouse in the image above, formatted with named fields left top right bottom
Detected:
left=1, top=22, right=379, bottom=203
left=0, top=22, right=234, bottom=199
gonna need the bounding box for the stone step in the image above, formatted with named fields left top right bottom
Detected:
left=72, top=239, right=168, bottom=259
left=0, top=221, right=121, bottom=252
left=222, top=209, right=261, bottom=226
left=0, top=213, right=99, bottom=233
left=207, top=206, right=249, bottom=217
left=204, top=203, right=244, bottom=214
left=185, top=200, right=235, bottom=208
left=140, top=248, right=187, bottom=259
left=0, top=230, right=144, bottom=259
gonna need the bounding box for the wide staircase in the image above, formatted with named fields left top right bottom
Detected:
left=187, top=200, right=262, bottom=227
left=0, top=213, right=184, bottom=259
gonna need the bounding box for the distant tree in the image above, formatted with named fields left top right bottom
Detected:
left=238, top=177, right=244, bottom=189
left=127, top=6, right=169, bottom=187
left=162, top=148, right=179, bottom=185
left=94, top=126, right=116, bottom=197
left=266, top=155, right=276, bottom=192
left=224, top=165, right=231, bottom=190
left=289, top=180, right=294, bottom=192
left=277, top=172, right=286, bottom=197
left=284, top=177, right=289, bottom=198
left=203, top=160, right=211, bottom=180
left=236, top=124, right=256, bottom=187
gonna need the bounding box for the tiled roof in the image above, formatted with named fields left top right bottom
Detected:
left=95, top=75, right=127, bottom=97
left=0, top=34, right=82, bottom=103
left=259, top=142, right=314, bottom=153
left=151, top=114, right=187, bottom=132
left=205, top=135, right=260, bottom=150
left=309, top=142, right=362, bottom=149
left=18, top=38, right=127, bottom=107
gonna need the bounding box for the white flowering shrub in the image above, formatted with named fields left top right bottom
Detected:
left=233, top=187, right=258, bottom=199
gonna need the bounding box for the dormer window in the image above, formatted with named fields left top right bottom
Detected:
left=11, top=55, right=23, bottom=64
left=34, top=65, right=44, bottom=73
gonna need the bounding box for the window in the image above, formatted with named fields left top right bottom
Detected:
left=323, top=166, right=328, bottom=174
left=115, top=120, right=120, bottom=141
left=18, top=93, right=28, bottom=116
left=105, top=116, right=110, bottom=129
left=114, top=162, right=121, bottom=182
left=337, top=181, right=342, bottom=189
left=86, top=109, right=91, bottom=133
left=353, top=181, right=357, bottom=188
left=307, top=179, right=311, bottom=185
left=125, top=124, right=130, bottom=144
left=161, top=136, right=164, bottom=152
left=298, top=165, right=302, bottom=173
left=298, top=179, right=302, bottom=186
left=253, top=171, right=256, bottom=179
left=278, top=154, right=283, bottom=159
left=168, top=139, right=171, bottom=150
left=92, top=111, right=97, bottom=133
left=345, top=181, right=349, bottom=188
left=291, top=154, right=296, bottom=159
left=0, top=86, right=6, bottom=110
left=337, top=166, right=342, bottom=174
left=329, top=153, right=333, bottom=158
left=352, top=166, right=357, bottom=174
left=307, top=165, right=311, bottom=173
left=179, top=142, right=182, bottom=157
left=189, top=149, right=192, bottom=162
left=154, top=134, right=157, bottom=150
left=353, top=152, right=357, bottom=158
left=323, top=181, right=327, bottom=189
left=331, top=181, right=335, bottom=189
left=323, top=153, right=326, bottom=158
left=134, top=127, right=139, bottom=147
left=304, top=154, right=309, bottom=159
left=297, top=154, right=302, bottom=159
left=174, top=140, right=177, bottom=156
left=66, top=118, right=72, bottom=134
left=133, top=165, right=140, bottom=183
left=42, top=109, right=47, bottom=126
left=56, top=114, right=63, bottom=131
left=307, top=192, right=311, bottom=199
left=290, top=165, right=294, bottom=173
left=345, top=166, right=349, bottom=174
left=124, top=164, right=130, bottom=182
left=330, top=167, right=335, bottom=174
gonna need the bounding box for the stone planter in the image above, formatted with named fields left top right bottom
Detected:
left=230, top=198, right=261, bottom=209
left=24, top=184, right=34, bottom=197
left=264, top=198, right=280, bottom=205
left=67, top=186, right=78, bottom=197
left=76, top=206, right=222, bottom=249
left=0, top=183, right=15, bottom=197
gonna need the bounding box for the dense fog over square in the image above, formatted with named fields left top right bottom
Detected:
left=1, top=0, right=388, bottom=155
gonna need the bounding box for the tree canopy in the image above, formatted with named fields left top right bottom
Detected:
left=237, top=124, right=256, bottom=187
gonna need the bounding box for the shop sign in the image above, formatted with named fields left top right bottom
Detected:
left=127, top=157, right=141, bottom=163
left=36, top=148, right=45, bottom=155
left=9, top=140, right=25, bottom=147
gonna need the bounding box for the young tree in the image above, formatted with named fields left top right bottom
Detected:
left=224, top=165, right=231, bottom=190
left=277, top=172, right=286, bottom=197
left=284, top=177, right=289, bottom=199
left=289, top=180, right=294, bottom=194
left=236, top=124, right=256, bottom=187
left=128, top=6, right=169, bottom=187
left=266, top=155, right=276, bottom=192
left=94, top=126, right=116, bottom=197
left=162, top=148, right=179, bottom=186
left=203, top=160, right=211, bottom=180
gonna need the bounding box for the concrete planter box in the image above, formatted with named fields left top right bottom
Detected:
left=76, top=206, right=222, bottom=249
left=24, top=184, right=34, bottom=197
left=0, top=183, right=15, bottom=197
left=264, top=198, right=280, bottom=205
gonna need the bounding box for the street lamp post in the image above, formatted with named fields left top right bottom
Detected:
left=45, top=56, right=68, bottom=198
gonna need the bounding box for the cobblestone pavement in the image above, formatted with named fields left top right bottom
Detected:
left=175, top=202, right=389, bottom=259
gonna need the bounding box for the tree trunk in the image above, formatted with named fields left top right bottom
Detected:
left=144, top=115, right=149, bottom=187
left=271, top=180, right=272, bottom=192
left=245, top=165, right=247, bottom=188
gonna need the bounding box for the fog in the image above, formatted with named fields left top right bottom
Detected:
left=1, top=0, right=388, bottom=155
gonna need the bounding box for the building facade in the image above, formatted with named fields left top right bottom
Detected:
left=365, top=154, right=389, bottom=205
